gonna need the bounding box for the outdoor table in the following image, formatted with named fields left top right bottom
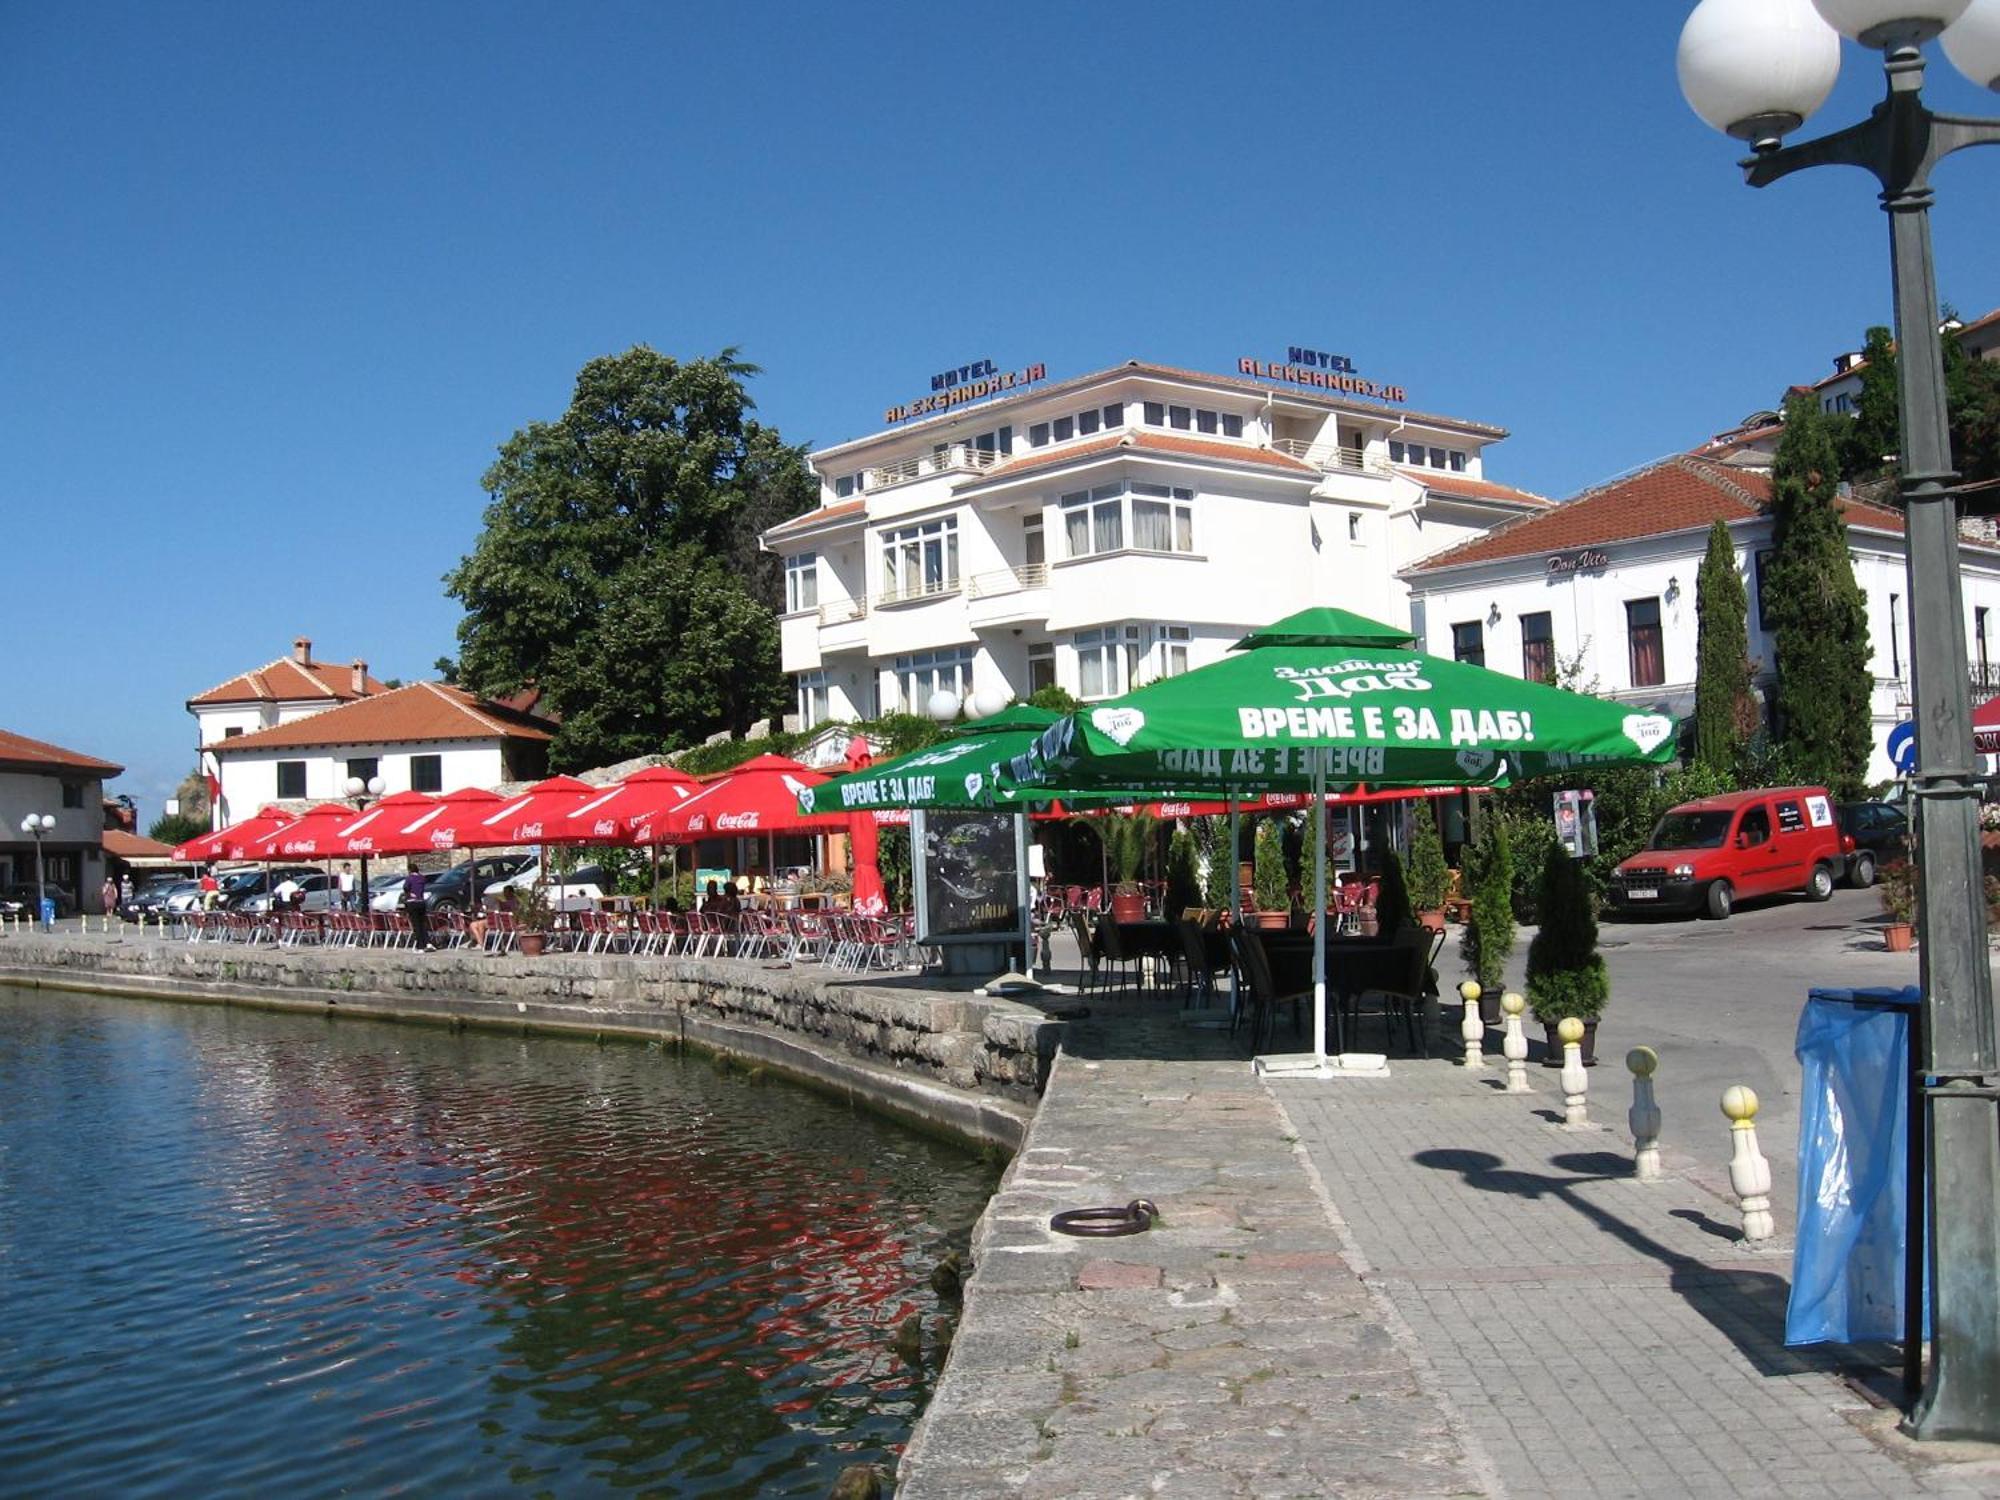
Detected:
left=1107, top=920, right=1178, bottom=958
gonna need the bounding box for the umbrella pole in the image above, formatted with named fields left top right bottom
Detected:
left=1227, top=800, right=1241, bottom=1021
left=1313, top=756, right=1328, bottom=1068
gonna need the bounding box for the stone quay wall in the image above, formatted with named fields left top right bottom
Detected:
left=0, top=934, right=1051, bottom=1151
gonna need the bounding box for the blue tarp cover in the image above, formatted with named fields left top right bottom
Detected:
left=1786, top=985, right=1927, bottom=1346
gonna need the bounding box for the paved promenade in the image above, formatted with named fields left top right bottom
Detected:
left=903, top=981, right=2000, bottom=1498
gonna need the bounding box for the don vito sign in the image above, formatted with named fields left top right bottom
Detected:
left=885, top=359, right=1047, bottom=424
left=1239, top=345, right=1407, bottom=403
left=1546, top=549, right=1610, bottom=575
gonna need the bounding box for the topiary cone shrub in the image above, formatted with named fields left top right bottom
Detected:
left=1460, top=815, right=1515, bottom=1001
left=1525, top=844, right=1608, bottom=1029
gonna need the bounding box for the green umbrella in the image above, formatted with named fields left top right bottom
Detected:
left=999, top=606, right=1680, bottom=1075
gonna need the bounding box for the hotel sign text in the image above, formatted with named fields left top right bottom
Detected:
left=886, top=361, right=1047, bottom=424
left=1546, top=549, right=1610, bottom=575
left=1239, top=354, right=1406, bottom=403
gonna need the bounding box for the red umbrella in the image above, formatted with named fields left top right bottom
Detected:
left=173, top=806, right=298, bottom=863
left=462, top=775, right=597, bottom=846
left=843, top=738, right=887, bottom=915
left=655, top=754, right=849, bottom=840
left=253, top=803, right=373, bottom=859
left=392, top=787, right=506, bottom=853
left=550, top=765, right=701, bottom=845
left=329, top=790, right=442, bottom=855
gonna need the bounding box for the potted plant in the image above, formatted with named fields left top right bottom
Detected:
left=1460, top=816, right=1515, bottom=1025
left=1099, top=811, right=1155, bottom=922
left=1251, top=820, right=1291, bottom=929
left=1372, top=848, right=1413, bottom=937
left=1165, top=826, right=1202, bottom=920
left=513, top=882, right=556, bottom=957
left=1878, top=860, right=1916, bottom=952
left=1525, top=845, right=1608, bottom=1064
left=1406, top=803, right=1450, bottom=932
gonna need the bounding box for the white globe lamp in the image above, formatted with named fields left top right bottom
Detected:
left=925, top=688, right=962, bottom=723
left=1813, top=0, right=1971, bottom=45
left=1679, top=0, right=1843, bottom=142
left=1944, top=0, right=2000, bottom=87
left=968, top=687, right=1008, bottom=721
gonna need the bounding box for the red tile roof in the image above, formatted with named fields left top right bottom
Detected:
left=765, top=499, right=866, bottom=537
left=207, top=683, right=555, bottom=754
left=103, top=829, right=175, bottom=859
left=0, top=728, right=122, bottom=776
left=188, top=654, right=389, bottom=708
left=975, top=430, right=1318, bottom=485
left=1398, top=468, right=1552, bottom=508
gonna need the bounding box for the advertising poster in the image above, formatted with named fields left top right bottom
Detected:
left=913, top=809, right=1026, bottom=945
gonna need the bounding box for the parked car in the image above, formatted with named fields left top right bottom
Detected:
left=240, top=872, right=339, bottom=914
left=368, top=875, right=408, bottom=914
left=1608, top=785, right=1844, bottom=920
left=214, top=866, right=319, bottom=911
left=121, top=876, right=196, bottom=920
left=2, top=883, right=75, bottom=919
left=1834, top=802, right=1910, bottom=888
left=486, top=862, right=613, bottom=913
left=424, top=853, right=535, bottom=912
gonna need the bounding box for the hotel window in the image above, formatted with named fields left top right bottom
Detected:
left=1027, top=644, right=1056, bottom=695
left=345, top=756, right=380, bottom=787
left=1196, top=408, right=1218, bottom=434
left=880, top=518, right=958, bottom=601
left=972, top=426, right=1012, bottom=456
left=1449, top=450, right=1467, bottom=472
left=1101, top=403, right=1122, bottom=429
left=1521, top=612, right=1554, bottom=684
left=784, top=552, right=819, bottom=613
left=1062, top=484, right=1125, bottom=557
left=1075, top=626, right=1143, bottom=699
left=1451, top=621, right=1485, bottom=668
left=277, top=761, right=307, bottom=799
left=1131, top=484, right=1194, bottom=553
left=1053, top=414, right=1074, bottom=442
left=1168, top=405, right=1192, bottom=430
left=1890, top=592, right=1902, bottom=677
left=410, top=754, right=443, bottom=793
left=61, top=781, right=84, bottom=809
left=1347, top=512, right=1362, bottom=542
left=1627, top=598, right=1665, bottom=687
left=795, top=671, right=831, bottom=729
left=834, top=474, right=854, bottom=498
left=1429, top=447, right=1447, bottom=468
left=1077, top=406, right=1101, bottom=436
left=223, top=725, right=243, bottom=738
left=893, top=649, right=974, bottom=712
left=1143, top=401, right=1164, bottom=425
left=1155, top=624, right=1191, bottom=680
left=1389, top=440, right=1407, bottom=463
left=1029, top=421, right=1049, bottom=447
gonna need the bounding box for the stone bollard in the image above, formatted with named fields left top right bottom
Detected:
left=1458, top=980, right=1485, bottom=1069
left=1722, top=1085, right=1774, bottom=1242
left=1501, top=991, right=1531, bottom=1093
left=1559, top=1016, right=1589, bottom=1128
left=1627, top=1047, right=1662, bottom=1180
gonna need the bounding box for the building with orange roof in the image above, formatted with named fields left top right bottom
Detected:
left=0, top=727, right=124, bottom=914
left=202, top=682, right=552, bottom=829
left=763, top=357, right=1548, bottom=724
left=1400, top=455, right=2000, bottom=784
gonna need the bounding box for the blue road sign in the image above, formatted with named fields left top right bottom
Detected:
left=1887, top=719, right=1917, bottom=774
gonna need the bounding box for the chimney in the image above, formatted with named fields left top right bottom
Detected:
left=351, top=660, right=368, bottom=695
left=293, top=636, right=312, bottom=665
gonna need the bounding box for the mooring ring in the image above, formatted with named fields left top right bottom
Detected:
left=1049, top=1198, right=1158, bottom=1237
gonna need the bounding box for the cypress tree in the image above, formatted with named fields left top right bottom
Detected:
left=1693, top=519, right=1753, bottom=774
left=1525, top=845, right=1608, bottom=1026
left=1766, top=395, right=1875, bottom=799
left=1460, top=815, right=1515, bottom=993
left=1374, top=848, right=1413, bottom=936
left=1843, top=325, right=1901, bottom=482
left=1405, top=803, right=1450, bottom=913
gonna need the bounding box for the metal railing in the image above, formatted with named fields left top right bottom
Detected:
left=967, top=563, right=1049, bottom=599
left=874, top=577, right=963, bottom=609
left=1269, top=437, right=1384, bottom=474
left=865, top=444, right=1009, bottom=490
left=1972, top=659, right=2000, bottom=696
left=817, top=598, right=868, bottom=626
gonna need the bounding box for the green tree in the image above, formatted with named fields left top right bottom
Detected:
left=1943, top=320, right=2000, bottom=495
left=1252, top=819, right=1289, bottom=914
left=148, top=811, right=207, bottom=848
left=1165, top=826, right=1202, bottom=917
left=1766, top=394, right=1874, bottom=799
left=1692, top=519, right=1755, bottom=773
left=1405, top=802, right=1449, bottom=912
left=1843, top=325, right=1902, bottom=481
left=1024, top=684, right=1081, bottom=714
left=444, top=347, right=814, bottom=770
left=1373, top=847, right=1413, bottom=936
left=1459, top=815, right=1515, bottom=993
left=1525, top=845, right=1608, bottom=1026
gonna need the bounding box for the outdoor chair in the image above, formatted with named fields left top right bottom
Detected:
left=1341, top=928, right=1434, bottom=1057
left=1177, top=917, right=1229, bottom=1005
left=1067, top=909, right=1101, bottom=996
left=1228, top=927, right=1311, bottom=1056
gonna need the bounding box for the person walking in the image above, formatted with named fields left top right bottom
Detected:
left=402, top=867, right=434, bottom=951
left=100, top=875, right=118, bottom=919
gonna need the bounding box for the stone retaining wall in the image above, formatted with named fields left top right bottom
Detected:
left=0, top=935, right=1054, bottom=1150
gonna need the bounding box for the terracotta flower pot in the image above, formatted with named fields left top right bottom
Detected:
left=1256, top=910, right=1291, bottom=931
left=518, top=931, right=547, bottom=957
left=1418, top=909, right=1446, bottom=934
left=1883, top=922, right=1914, bottom=953
left=1110, top=889, right=1147, bottom=923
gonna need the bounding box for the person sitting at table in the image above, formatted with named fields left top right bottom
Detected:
left=699, top=880, right=722, bottom=912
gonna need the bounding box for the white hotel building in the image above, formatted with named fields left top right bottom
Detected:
left=763, top=360, right=1550, bottom=724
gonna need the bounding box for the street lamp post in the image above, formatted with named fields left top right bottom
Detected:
left=19, top=813, right=55, bottom=930
left=1679, top=0, right=2000, bottom=1441
left=344, top=775, right=385, bottom=913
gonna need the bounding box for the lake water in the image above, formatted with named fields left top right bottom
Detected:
left=0, top=987, right=999, bottom=1496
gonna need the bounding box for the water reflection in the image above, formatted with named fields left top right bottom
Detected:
left=0, top=992, right=996, bottom=1496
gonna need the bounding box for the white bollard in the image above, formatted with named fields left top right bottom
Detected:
left=1722, top=1085, right=1774, bottom=1242
left=1627, top=1047, right=1662, bottom=1180
left=1558, top=1016, right=1589, bottom=1128
left=1501, top=991, right=1531, bottom=1093
left=1458, top=980, right=1485, bottom=1069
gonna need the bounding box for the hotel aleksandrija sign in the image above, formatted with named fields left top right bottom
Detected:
left=1238, top=345, right=1407, bottom=403
left=885, top=358, right=1047, bottom=424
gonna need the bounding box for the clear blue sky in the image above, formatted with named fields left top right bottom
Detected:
left=7, top=2, right=1999, bottom=819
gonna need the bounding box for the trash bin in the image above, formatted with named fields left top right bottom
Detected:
left=38, top=897, right=54, bottom=929
left=1785, top=985, right=1928, bottom=1346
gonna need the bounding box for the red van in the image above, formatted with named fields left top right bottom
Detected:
left=1608, top=786, right=1844, bottom=920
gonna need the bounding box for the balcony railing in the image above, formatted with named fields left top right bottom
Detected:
left=865, top=444, right=1009, bottom=490
left=1973, top=659, right=2000, bottom=696
left=1269, top=438, right=1386, bottom=475
left=967, top=563, right=1049, bottom=599
left=875, top=577, right=963, bottom=610
left=816, top=598, right=868, bottom=627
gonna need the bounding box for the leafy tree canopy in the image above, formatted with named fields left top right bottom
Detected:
left=445, top=347, right=815, bottom=770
